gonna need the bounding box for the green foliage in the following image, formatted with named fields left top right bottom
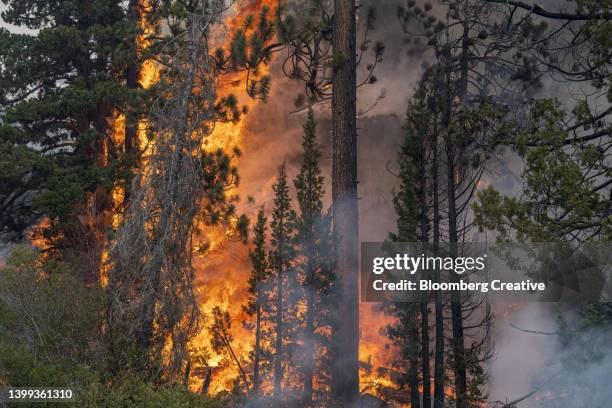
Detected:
left=0, top=0, right=142, bottom=242
left=80, top=378, right=228, bottom=408
left=390, top=87, right=429, bottom=243
left=474, top=99, right=611, bottom=241
left=0, top=340, right=98, bottom=408
left=241, top=112, right=336, bottom=400
left=215, top=4, right=276, bottom=101
left=245, top=208, right=269, bottom=316
left=382, top=87, right=428, bottom=398
left=292, top=110, right=335, bottom=398
left=0, top=246, right=103, bottom=366
left=270, top=164, right=297, bottom=269
left=0, top=246, right=97, bottom=405
left=0, top=246, right=228, bottom=406
left=294, top=109, right=325, bottom=234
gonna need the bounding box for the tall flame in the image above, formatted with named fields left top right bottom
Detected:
left=190, top=0, right=277, bottom=393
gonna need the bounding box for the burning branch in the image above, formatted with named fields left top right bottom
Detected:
left=209, top=306, right=250, bottom=394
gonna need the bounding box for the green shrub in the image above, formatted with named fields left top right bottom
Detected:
left=79, top=378, right=230, bottom=407
left=0, top=246, right=103, bottom=367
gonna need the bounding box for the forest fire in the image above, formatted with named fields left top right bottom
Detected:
left=183, top=0, right=401, bottom=399
left=4, top=0, right=610, bottom=407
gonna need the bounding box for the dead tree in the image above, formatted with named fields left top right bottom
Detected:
left=107, top=0, right=235, bottom=381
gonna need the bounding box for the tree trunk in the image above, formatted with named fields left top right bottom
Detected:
left=421, top=303, right=431, bottom=407
left=409, top=309, right=421, bottom=408
left=447, top=134, right=467, bottom=408
left=331, top=0, right=359, bottom=404
left=135, top=11, right=204, bottom=373
left=451, top=3, right=471, bottom=406
left=253, top=296, right=262, bottom=395
left=274, top=259, right=284, bottom=397
left=304, top=268, right=315, bottom=405
left=432, top=113, right=445, bottom=408
left=419, top=136, right=431, bottom=408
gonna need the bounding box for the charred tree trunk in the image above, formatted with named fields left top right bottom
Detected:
left=201, top=369, right=212, bottom=394
left=421, top=304, right=431, bottom=407
left=331, top=0, right=359, bottom=404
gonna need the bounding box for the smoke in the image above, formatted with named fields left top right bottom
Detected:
left=487, top=304, right=560, bottom=406
left=489, top=303, right=612, bottom=407
left=539, top=324, right=612, bottom=407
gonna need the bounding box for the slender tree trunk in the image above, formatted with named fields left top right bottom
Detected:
left=274, top=258, right=284, bottom=397
left=451, top=3, right=471, bottom=406
left=409, top=312, right=421, bottom=408
left=331, top=0, right=359, bottom=404
left=253, top=296, right=262, bottom=395
left=224, top=330, right=250, bottom=394
left=421, top=295, right=431, bottom=408
left=448, top=148, right=467, bottom=408
left=201, top=369, right=212, bottom=394
left=304, top=267, right=315, bottom=405
left=459, top=0, right=470, bottom=109
left=432, top=112, right=445, bottom=408
left=419, top=141, right=431, bottom=408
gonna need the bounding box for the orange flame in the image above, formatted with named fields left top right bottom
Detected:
left=189, top=0, right=278, bottom=393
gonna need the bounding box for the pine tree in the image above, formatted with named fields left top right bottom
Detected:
left=0, top=0, right=137, bottom=278
left=269, top=163, right=296, bottom=397
left=245, top=207, right=269, bottom=395
left=385, top=85, right=431, bottom=408
left=293, top=109, right=335, bottom=405
left=275, top=4, right=384, bottom=400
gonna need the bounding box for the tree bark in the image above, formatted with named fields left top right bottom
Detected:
left=419, top=134, right=431, bottom=408
left=421, top=297, right=431, bottom=408
left=450, top=4, right=471, bottom=406
left=448, top=144, right=467, bottom=408
left=432, top=112, right=445, bottom=408
left=409, top=311, right=421, bottom=408
left=304, top=265, right=315, bottom=405
left=331, top=0, right=359, bottom=404
left=253, top=294, right=262, bottom=395
left=274, top=256, right=284, bottom=397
